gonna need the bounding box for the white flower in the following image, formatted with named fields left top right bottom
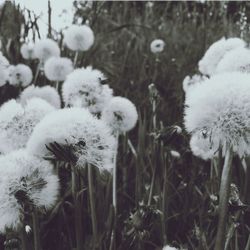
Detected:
left=19, top=85, right=61, bottom=109
left=163, top=245, right=178, bottom=250
left=0, top=149, right=59, bottom=233
left=182, top=74, right=208, bottom=93
left=0, top=98, right=55, bottom=154
left=170, top=150, right=180, bottom=159
left=8, top=64, right=33, bottom=87
left=27, top=108, right=115, bottom=171
left=62, top=66, right=111, bottom=113
left=25, top=225, right=32, bottom=234
left=64, top=24, right=94, bottom=51
left=198, top=37, right=246, bottom=76
left=20, top=42, right=35, bottom=60
left=185, top=72, right=250, bottom=157
left=44, top=56, right=73, bottom=81
left=216, top=47, right=250, bottom=74
left=34, top=39, right=60, bottom=63
left=102, top=96, right=138, bottom=133
left=150, top=39, right=165, bottom=53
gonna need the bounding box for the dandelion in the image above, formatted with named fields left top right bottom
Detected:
left=102, top=96, right=138, bottom=134
left=0, top=65, right=8, bottom=87
left=0, top=149, right=59, bottom=233
left=26, top=107, right=115, bottom=171
left=0, top=98, right=55, bottom=154
left=8, top=64, right=33, bottom=87
left=20, top=42, right=35, bottom=60
left=215, top=47, right=250, bottom=74
left=163, top=245, right=178, bottom=250
left=150, top=39, right=165, bottom=53
left=198, top=37, right=246, bottom=76
left=64, top=24, right=94, bottom=51
left=182, top=74, right=208, bottom=93
left=34, top=38, right=60, bottom=63
left=44, top=56, right=73, bottom=82
left=19, top=85, right=61, bottom=109
left=62, top=66, right=111, bottom=113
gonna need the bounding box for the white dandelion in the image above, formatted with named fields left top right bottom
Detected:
left=64, top=24, right=94, bottom=51
left=34, top=39, right=60, bottom=63
left=0, top=51, right=9, bottom=68
left=20, top=42, right=35, bottom=60
left=44, top=56, right=73, bottom=82
left=0, top=98, right=55, bottom=154
left=182, top=74, right=208, bottom=93
left=162, top=245, right=179, bottom=250
left=150, top=39, right=165, bottom=54
left=198, top=37, right=246, bottom=76
left=0, top=149, right=59, bottom=233
left=185, top=72, right=250, bottom=157
left=19, top=85, right=61, bottom=109
left=102, top=96, right=138, bottom=134
left=8, top=64, right=33, bottom=87
left=26, top=107, right=115, bottom=171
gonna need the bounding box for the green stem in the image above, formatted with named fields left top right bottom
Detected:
left=32, top=210, right=41, bottom=250
left=215, top=145, right=233, bottom=250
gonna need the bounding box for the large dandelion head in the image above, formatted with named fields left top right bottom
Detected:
left=20, top=42, right=35, bottom=60
left=62, top=67, right=111, bottom=113
left=8, top=64, right=33, bottom=87
left=0, top=149, right=59, bottom=233
left=34, top=39, right=60, bottom=63
left=198, top=37, right=246, bottom=76
left=27, top=108, right=115, bottom=171
left=44, top=56, right=73, bottom=81
left=185, top=72, right=250, bottom=158
left=19, top=85, right=61, bottom=109
left=102, top=96, right=138, bottom=134
left=0, top=98, right=55, bottom=154
left=64, top=24, right=94, bottom=51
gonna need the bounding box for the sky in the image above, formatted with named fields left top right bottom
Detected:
left=9, top=0, right=76, bottom=39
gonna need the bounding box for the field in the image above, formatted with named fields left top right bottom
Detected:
left=0, top=1, right=249, bottom=250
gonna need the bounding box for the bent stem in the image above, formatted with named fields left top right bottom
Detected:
left=215, top=145, right=233, bottom=250
left=88, top=164, right=98, bottom=249
left=32, top=210, right=41, bottom=250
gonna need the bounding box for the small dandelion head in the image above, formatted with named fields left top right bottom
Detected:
left=44, top=56, right=73, bottom=82
left=20, top=42, right=35, bottom=60
left=64, top=24, right=94, bottom=51
left=150, top=39, right=165, bottom=53
left=162, top=245, right=179, bottom=250
left=102, top=96, right=138, bottom=134
left=8, top=64, right=33, bottom=87
left=34, top=39, right=60, bottom=63
left=0, top=149, right=59, bottom=233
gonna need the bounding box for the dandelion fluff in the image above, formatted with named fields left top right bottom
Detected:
left=162, top=245, right=178, bottom=250
left=150, top=39, right=165, bottom=53
left=216, top=47, right=250, bottom=74
left=198, top=37, right=246, bottom=76
left=185, top=72, right=250, bottom=157
left=0, top=52, right=9, bottom=68
left=0, top=149, right=59, bottom=233
left=27, top=108, right=115, bottom=171
left=20, top=42, right=35, bottom=60
left=64, top=24, right=94, bottom=51
left=102, top=96, right=138, bottom=133
left=34, top=39, right=60, bottom=62
left=0, top=65, right=8, bottom=87
left=19, top=85, right=61, bottom=109
left=44, top=56, right=73, bottom=81
left=182, top=74, right=208, bottom=93
left=0, top=98, right=55, bottom=154
left=8, top=64, right=33, bottom=87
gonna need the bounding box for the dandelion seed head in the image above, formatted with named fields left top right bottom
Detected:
left=27, top=108, right=115, bottom=171
left=102, top=96, right=138, bottom=133
left=8, top=64, right=33, bottom=87
left=64, top=24, right=94, bottom=51
left=198, top=37, right=246, bottom=76
left=185, top=72, right=250, bottom=157
left=162, top=245, right=178, bottom=250
left=44, top=56, right=73, bottom=81
left=20, top=42, right=35, bottom=60
left=34, top=39, right=60, bottom=62
left=182, top=74, right=208, bottom=93
left=0, top=98, right=55, bottom=154
left=150, top=39, right=165, bottom=53
left=0, top=149, right=59, bottom=233
left=20, top=85, right=61, bottom=109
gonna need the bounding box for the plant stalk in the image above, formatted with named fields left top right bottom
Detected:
left=32, top=210, right=41, bottom=250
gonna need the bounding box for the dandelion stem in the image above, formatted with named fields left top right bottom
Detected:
left=88, top=164, right=98, bottom=249
left=74, top=52, right=79, bottom=67
left=162, top=152, right=168, bottom=245
left=148, top=165, right=156, bottom=206
left=55, top=81, right=59, bottom=92
left=127, top=137, right=137, bottom=158
left=215, top=145, right=233, bottom=250
left=32, top=210, right=41, bottom=250
left=34, top=62, right=41, bottom=85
